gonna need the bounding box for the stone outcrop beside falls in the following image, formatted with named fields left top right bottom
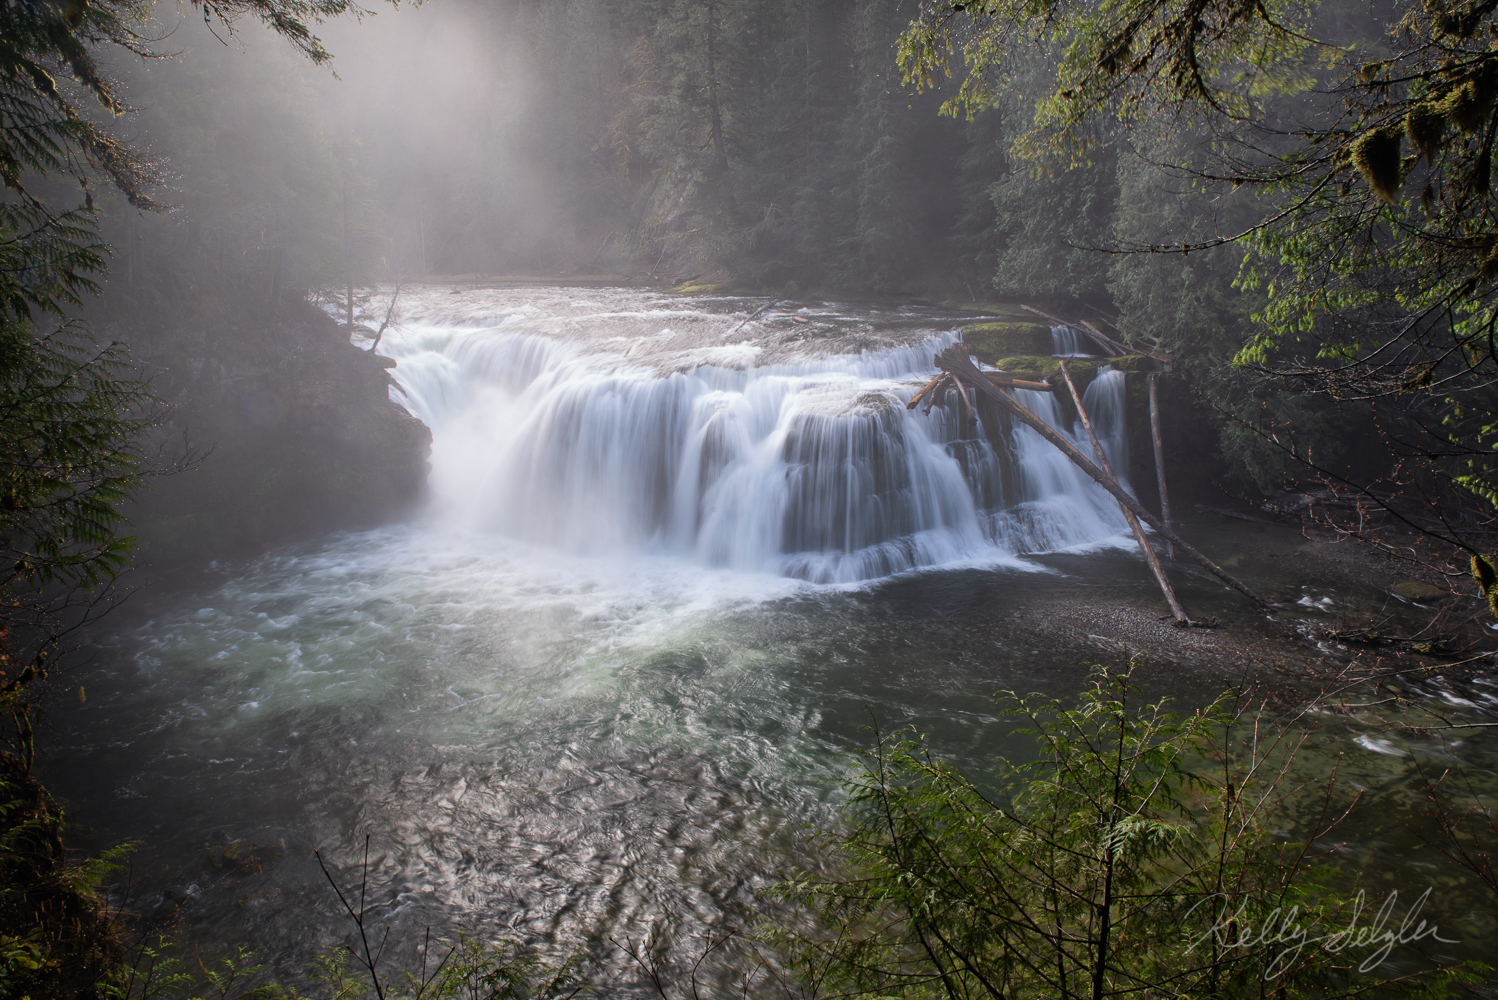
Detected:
left=112, top=300, right=431, bottom=565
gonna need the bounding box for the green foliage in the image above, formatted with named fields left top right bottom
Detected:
left=893, top=0, right=1498, bottom=555
left=0, top=758, right=135, bottom=996
left=0, top=319, right=154, bottom=595
left=300, top=937, right=582, bottom=1000
left=773, top=665, right=1471, bottom=998
left=0, top=203, right=155, bottom=758
left=894, top=0, right=1322, bottom=166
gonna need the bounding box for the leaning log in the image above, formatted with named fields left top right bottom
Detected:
left=1021, top=304, right=1124, bottom=356
left=1060, top=361, right=1189, bottom=623
left=985, top=374, right=1053, bottom=393
left=1077, top=319, right=1134, bottom=360
left=1148, top=373, right=1175, bottom=560
left=934, top=345, right=1268, bottom=607
left=924, top=375, right=952, bottom=415
left=954, top=378, right=977, bottom=426
left=906, top=374, right=945, bottom=409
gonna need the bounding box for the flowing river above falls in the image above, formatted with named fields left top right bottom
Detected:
left=40, top=287, right=1498, bottom=986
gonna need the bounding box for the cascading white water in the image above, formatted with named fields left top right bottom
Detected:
left=1051, top=323, right=1094, bottom=357
left=373, top=289, right=1133, bottom=583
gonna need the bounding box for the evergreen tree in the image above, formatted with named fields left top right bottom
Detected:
left=0, top=0, right=389, bottom=753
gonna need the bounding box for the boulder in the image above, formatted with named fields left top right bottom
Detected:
left=991, top=355, right=1096, bottom=391
left=207, top=838, right=284, bottom=875
left=1389, top=580, right=1449, bottom=602
left=672, top=279, right=746, bottom=295
left=963, top=322, right=1054, bottom=363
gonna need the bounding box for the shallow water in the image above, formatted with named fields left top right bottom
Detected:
left=40, top=287, right=1498, bottom=989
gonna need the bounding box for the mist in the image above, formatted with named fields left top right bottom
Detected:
left=8, top=0, right=1498, bottom=994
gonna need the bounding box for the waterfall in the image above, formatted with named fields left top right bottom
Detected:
left=1051, top=324, right=1093, bottom=356
left=373, top=292, right=1133, bottom=584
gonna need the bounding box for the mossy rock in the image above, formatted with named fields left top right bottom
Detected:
left=963, top=322, right=1054, bottom=363
left=991, top=355, right=1096, bottom=383
left=207, top=839, right=284, bottom=874
left=1389, top=580, right=1449, bottom=602
left=1105, top=354, right=1161, bottom=374
left=672, top=280, right=744, bottom=295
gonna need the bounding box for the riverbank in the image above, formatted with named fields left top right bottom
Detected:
left=1008, top=510, right=1495, bottom=679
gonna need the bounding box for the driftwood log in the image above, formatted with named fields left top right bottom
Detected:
left=1018, top=309, right=1179, bottom=566
left=1078, top=319, right=1133, bottom=359
left=924, top=375, right=952, bottom=415
left=1021, top=304, right=1123, bottom=356
left=726, top=297, right=782, bottom=338
left=985, top=374, right=1053, bottom=392
left=908, top=369, right=1052, bottom=409
left=933, top=344, right=1268, bottom=608
left=1059, top=360, right=1189, bottom=623
left=906, top=374, right=945, bottom=410
left=1147, top=373, right=1174, bottom=560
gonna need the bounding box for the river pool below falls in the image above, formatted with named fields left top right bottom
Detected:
left=38, top=286, right=1498, bottom=988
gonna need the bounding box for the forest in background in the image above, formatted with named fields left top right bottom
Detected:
left=96, top=0, right=1224, bottom=304
left=80, top=0, right=1364, bottom=527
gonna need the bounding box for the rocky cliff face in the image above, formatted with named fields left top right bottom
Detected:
left=108, top=299, right=431, bottom=565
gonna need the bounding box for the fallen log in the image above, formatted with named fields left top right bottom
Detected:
left=986, top=374, right=1053, bottom=393
left=1078, top=319, right=1135, bottom=360
left=1021, top=304, right=1124, bottom=356
left=1147, top=373, right=1174, bottom=560
left=1195, top=503, right=1294, bottom=528
left=906, top=373, right=945, bottom=410
left=1060, top=361, right=1189, bottom=623
left=954, top=378, right=977, bottom=427
left=726, top=297, right=781, bottom=337
left=923, top=374, right=952, bottom=415
left=934, top=345, right=1269, bottom=608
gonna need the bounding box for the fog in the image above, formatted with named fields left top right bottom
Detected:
left=12, top=0, right=1498, bottom=992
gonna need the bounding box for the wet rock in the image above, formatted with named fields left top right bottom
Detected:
left=988, top=355, right=1095, bottom=381
left=1389, top=580, right=1449, bottom=602
left=147, top=900, right=179, bottom=923
left=963, top=322, right=1053, bottom=361
left=118, top=300, right=431, bottom=566
left=207, top=838, right=284, bottom=875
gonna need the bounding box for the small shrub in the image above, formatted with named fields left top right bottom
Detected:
left=772, top=664, right=1474, bottom=998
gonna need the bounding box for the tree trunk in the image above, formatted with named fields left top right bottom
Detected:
left=935, top=345, right=1267, bottom=607
left=1060, top=362, right=1188, bottom=622
left=1148, top=374, right=1174, bottom=559
left=705, top=0, right=736, bottom=213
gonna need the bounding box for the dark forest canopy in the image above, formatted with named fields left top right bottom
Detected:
left=896, top=0, right=1498, bottom=589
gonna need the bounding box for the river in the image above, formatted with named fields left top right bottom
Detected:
left=39, top=286, right=1498, bottom=988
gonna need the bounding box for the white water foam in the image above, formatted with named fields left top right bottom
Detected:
left=366, top=289, right=1132, bottom=583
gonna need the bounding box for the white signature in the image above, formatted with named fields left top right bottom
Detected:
left=1183, top=888, right=1460, bottom=977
